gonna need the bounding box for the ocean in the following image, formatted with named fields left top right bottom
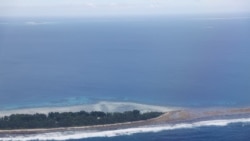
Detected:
left=1, top=118, right=250, bottom=140
left=79, top=123, right=250, bottom=141
left=0, top=15, right=250, bottom=140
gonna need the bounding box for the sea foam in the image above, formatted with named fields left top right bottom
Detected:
left=1, top=117, right=250, bottom=141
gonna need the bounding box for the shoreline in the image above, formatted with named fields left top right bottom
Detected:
left=1, top=107, right=250, bottom=135
left=0, top=101, right=179, bottom=117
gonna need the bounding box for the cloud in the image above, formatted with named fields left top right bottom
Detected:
left=85, top=2, right=97, bottom=8
left=198, top=16, right=250, bottom=20
left=25, top=21, right=54, bottom=25
left=0, top=0, right=249, bottom=17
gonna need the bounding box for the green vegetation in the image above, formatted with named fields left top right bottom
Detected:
left=0, top=110, right=163, bottom=130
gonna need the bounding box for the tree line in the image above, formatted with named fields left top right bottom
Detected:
left=0, top=110, right=163, bottom=129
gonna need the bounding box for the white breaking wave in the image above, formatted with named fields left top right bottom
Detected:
left=1, top=118, right=250, bottom=141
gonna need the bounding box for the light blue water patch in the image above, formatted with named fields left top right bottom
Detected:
left=0, top=96, right=91, bottom=110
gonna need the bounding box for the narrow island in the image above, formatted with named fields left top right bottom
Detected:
left=1, top=106, right=250, bottom=138
left=0, top=110, right=163, bottom=130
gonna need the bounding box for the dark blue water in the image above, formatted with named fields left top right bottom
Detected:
left=0, top=16, right=250, bottom=109
left=73, top=123, right=250, bottom=141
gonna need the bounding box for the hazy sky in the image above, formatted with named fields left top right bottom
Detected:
left=0, top=0, right=249, bottom=17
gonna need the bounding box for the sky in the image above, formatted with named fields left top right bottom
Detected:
left=0, top=0, right=249, bottom=17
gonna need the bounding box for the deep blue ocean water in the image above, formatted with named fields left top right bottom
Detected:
left=74, top=123, right=250, bottom=141
left=0, top=16, right=250, bottom=109
left=0, top=15, right=250, bottom=140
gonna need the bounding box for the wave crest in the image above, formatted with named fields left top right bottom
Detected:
left=1, top=118, right=250, bottom=141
